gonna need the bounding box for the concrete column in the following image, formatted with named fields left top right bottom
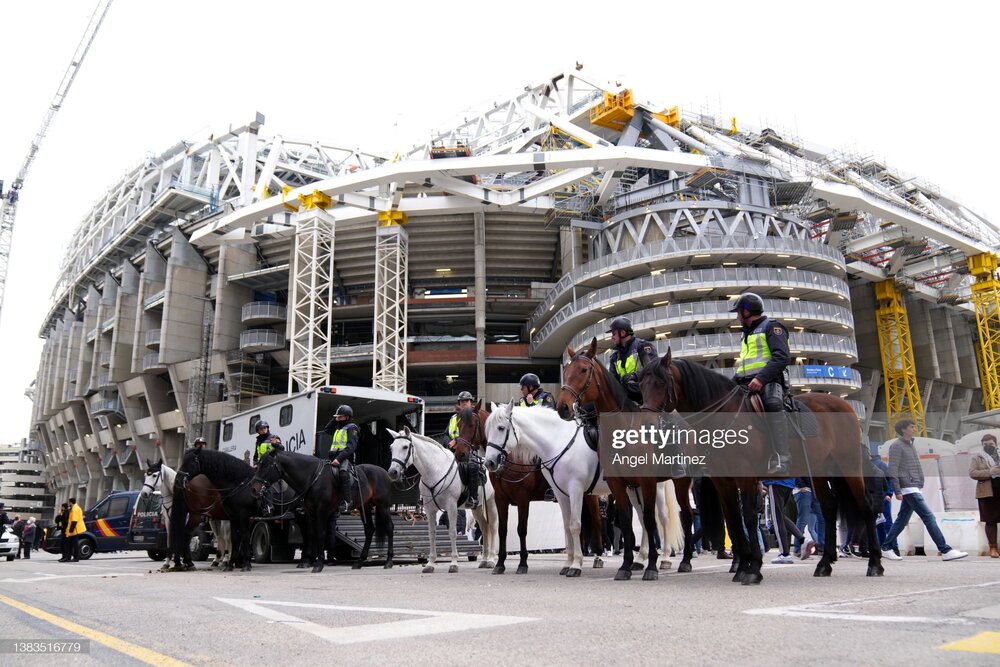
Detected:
left=474, top=211, right=486, bottom=399
left=111, top=263, right=139, bottom=382
left=214, top=244, right=256, bottom=352
left=559, top=226, right=581, bottom=278
left=132, top=241, right=166, bottom=374
left=161, top=229, right=209, bottom=365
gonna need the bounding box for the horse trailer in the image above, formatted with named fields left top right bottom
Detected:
left=218, top=385, right=425, bottom=563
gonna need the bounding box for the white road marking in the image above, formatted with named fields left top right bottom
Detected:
left=745, top=580, right=1000, bottom=626
left=216, top=598, right=537, bottom=644
left=1, top=573, right=143, bottom=583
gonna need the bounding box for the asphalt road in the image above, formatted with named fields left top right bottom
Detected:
left=1, top=548, right=998, bottom=666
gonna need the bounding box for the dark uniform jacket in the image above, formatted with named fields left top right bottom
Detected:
left=738, top=316, right=790, bottom=385
left=253, top=431, right=275, bottom=465
left=608, top=336, right=655, bottom=382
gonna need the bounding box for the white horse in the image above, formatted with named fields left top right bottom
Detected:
left=484, top=401, right=682, bottom=577
left=387, top=428, right=499, bottom=574
left=141, top=459, right=232, bottom=569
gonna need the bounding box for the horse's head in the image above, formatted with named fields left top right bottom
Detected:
left=452, top=401, right=485, bottom=461
left=386, top=427, right=415, bottom=482
left=483, top=400, right=518, bottom=473
left=175, top=448, right=204, bottom=492
left=251, top=447, right=283, bottom=498
left=557, top=337, right=602, bottom=421
left=141, top=458, right=164, bottom=498
left=639, top=348, right=677, bottom=413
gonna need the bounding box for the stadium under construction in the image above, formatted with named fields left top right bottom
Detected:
left=29, top=71, right=1000, bottom=505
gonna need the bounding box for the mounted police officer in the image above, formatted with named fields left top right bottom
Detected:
left=252, top=420, right=275, bottom=466
left=731, top=292, right=792, bottom=475
left=192, top=436, right=207, bottom=450
left=607, top=316, right=655, bottom=404
left=518, top=373, right=556, bottom=409
left=446, top=390, right=483, bottom=510
left=323, top=405, right=359, bottom=513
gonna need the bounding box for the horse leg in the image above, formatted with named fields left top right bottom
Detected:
left=422, top=500, right=437, bottom=574
left=847, top=477, right=884, bottom=577
left=312, top=506, right=328, bottom=574
left=553, top=491, right=574, bottom=575
left=640, top=482, right=660, bottom=580
left=740, top=486, right=763, bottom=585
left=655, top=482, right=672, bottom=571
left=447, top=504, right=460, bottom=573
left=585, top=495, right=604, bottom=569
left=607, top=480, right=635, bottom=580
left=356, top=507, right=375, bottom=570
left=515, top=501, right=530, bottom=574
left=718, top=485, right=745, bottom=581
left=674, top=478, right=695, bottom=573
left=629, top=487, right=648, bottom=572
left=493, top=498, right=509, bottom=575
left=564, top=488, right=584, bottom=578
left=381, top=503, right=395, bottom=569
left=479, top=492, right=497, bottom=569
left=239, top=514, right=253, bottom=572
left=814, top=480, right=838, bottom=577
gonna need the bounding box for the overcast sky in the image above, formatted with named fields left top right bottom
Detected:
left=1, top=0, right=997, bottom=443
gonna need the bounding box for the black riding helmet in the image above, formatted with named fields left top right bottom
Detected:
left=193, top=436, right=207, bottom=447
left=607, top=316, right=633, bottom=335
left=456, top=391, right=474, bottom=401
left=334, top=404, right=353, bottom=419
left=730, top=292, right=765, bottom=315
left=519, top=373, right=541, bottom=389
left=255, top=420, right=270, bottom=431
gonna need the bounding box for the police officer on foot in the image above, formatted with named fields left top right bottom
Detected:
left=731, top=292, right=792, bottom=475
left=192, top=436, right=207, bottom=450
left=607, top=317, right=655, bottom=404
left=518, top=373, right=556, bottom=409
left=324, top=405, right=359, bottom=513
left=447, top=390, right=483, bottom=510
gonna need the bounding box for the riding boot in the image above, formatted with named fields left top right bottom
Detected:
left=465, top=463, right=481, bottom=510
left=765, top=412, right=791, bottom=476
left=339, top=469, right=353, bottom=513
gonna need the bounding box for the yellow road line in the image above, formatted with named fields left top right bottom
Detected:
left=937, top=631, right=1000, bottom=655
left=0, top=592, right=192, bottom=666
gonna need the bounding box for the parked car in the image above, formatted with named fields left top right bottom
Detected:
left=43, top=490, right=141, bottom=560
left=126, top=491, right=170, bottom=561
left=0, top=526, right=19, bottom=561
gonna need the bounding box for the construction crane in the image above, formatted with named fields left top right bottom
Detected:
left=0, top=0, right=113, bottom=325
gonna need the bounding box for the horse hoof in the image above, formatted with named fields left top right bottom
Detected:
left=384, top=561, right=394, bottom=570
left=312, top=565, right=324, bottom=574
left=559, top=566, right=570, bottom=575
left=516, top=565, right=528, bottom=575
left=814, top=564, right=833, bottom=577
left=223, top=564, right=234, bottom=572
left=211, top=561, right=220, bottom=568
left=352, top=562, right=362, bottom=570
left=677, top=562, right=692, bottom=573
left=468, top=554, right=477, bottom=562
left=296, top=562, right=307, bottom=569
left=448, top=565, right=459, bottom=574
left=241, top=565, right=252, bottom=572
left=660, top=560, right=672, bottom=571
left=593, top=557, right=604, bottom=569
left=741, top=573, right=763, bottom=585
left=614, top=568, right=632, bottom=581
left=566, top=568, right=581, bottom=578
left=492, top=565, right=506, bottom=575
left=867, top=565, right=884, bottom=577
left=422, top=566, right=435, bottom=574
left=630, top=562, right=644, bottom=572
left=478, top=560, right=490, bottom=569
left=731, top=571, right=743, bottom=583
left=642, top=568, right=659, bottom=581
left=729, top=561, right=740, bottom=574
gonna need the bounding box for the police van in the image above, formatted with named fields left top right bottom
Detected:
left=44, top=491, right=142, bottom=559
left=218, top=385, right=424, bottom=562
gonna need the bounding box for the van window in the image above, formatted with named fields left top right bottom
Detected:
left=106, top=496, right=129, bottom=518
left=249, top=415, right=261, bottom=434
left=135, top=493, right=162, bottom=513
left=279, top=405, right=293, bottom=427
left=223, top=423, right=233, bottom=442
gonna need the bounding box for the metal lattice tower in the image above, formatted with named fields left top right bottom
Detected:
left=874, top=280, right=926, bottom=434
left=287, top=203, right=336, bottom=395
left=186, top=300, right=215, bottom=440
left=373, top=212, right=408, bottom=393
left=968, top=253, right=1000, bottom=410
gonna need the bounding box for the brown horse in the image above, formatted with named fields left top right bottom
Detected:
left=638, top=348, right=883, bottom=583
left=557, top=339, right=698, bottom=575
left=452, top=402, right=605, bottom=575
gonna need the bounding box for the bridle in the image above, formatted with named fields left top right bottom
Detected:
left=141, top=468, right=162, bottom=496
left=561, top=354, right=602, bottom=417
left=392, top=432, right=460, bottom=510
left=251, top=451, right=325, bottom=507
left=485, top=407, right=520, bottom=470
left=454, top=409, right=487, bottom=467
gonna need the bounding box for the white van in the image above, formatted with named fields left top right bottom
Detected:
left=219, top=385, right=425, bottom=467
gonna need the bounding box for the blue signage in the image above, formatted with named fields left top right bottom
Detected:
left=802, top=365, right=852, bottom=380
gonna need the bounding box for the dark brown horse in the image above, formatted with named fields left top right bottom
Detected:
left=452, top=402, right=605, bottom=575
left=557, top=340, right=698, bottom=575
left=638, top=348, right=883, bottom=583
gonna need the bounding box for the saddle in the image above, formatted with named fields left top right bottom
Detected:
left=582, top=419, right=600, bottom=453
left=456, top=461, right=481, bottom=509
left=747, top=394, right=820, bottom=439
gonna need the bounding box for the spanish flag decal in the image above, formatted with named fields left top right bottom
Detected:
left=95, top=519, right=118, bottom=537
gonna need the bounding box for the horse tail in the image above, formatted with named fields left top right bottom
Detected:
left=663, top=480, right=685, bottom=553
left=169, top=477, right=190, bottom=563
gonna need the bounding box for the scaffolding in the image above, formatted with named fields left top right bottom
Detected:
left=373, top=213, right=408, bottom=393
left=968, top=253, right=1000, bottom=410
left=185, top=300, right=214, bottom=440
left=287, top=208, right=335, bottom=394
left=226, top=350, right=270, bottom=412
left=874, top=280, right=926, bottom=434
